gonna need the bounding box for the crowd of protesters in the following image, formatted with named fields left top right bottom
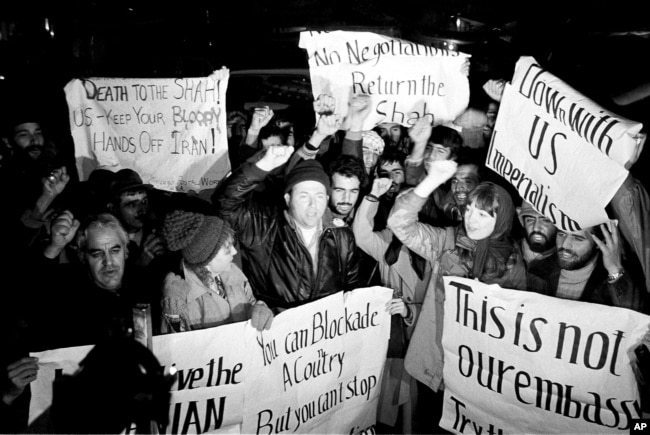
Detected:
left=1, top=66, right=649, bottom=434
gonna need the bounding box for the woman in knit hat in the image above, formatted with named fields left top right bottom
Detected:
left=159, top=210, right=273, bottom=333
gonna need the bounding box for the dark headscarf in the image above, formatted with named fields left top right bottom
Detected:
left=455, top=182, right=517, bottom=283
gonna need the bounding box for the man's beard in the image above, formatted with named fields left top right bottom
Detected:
left=526, top=231, right=555, bottom=253
left=16, top=144, right=57, bottom=171
left=23, top=145, right=43, bottom=160
left=557, top=247, right=597, bottom=270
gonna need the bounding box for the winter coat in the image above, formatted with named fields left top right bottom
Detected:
left=214, top=162, right=360, bottom=310
left=387, top=188, right=526, bottom=392
left=159, top=261, right=257, bottom=333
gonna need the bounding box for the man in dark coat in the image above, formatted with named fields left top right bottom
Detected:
left=215, top=144, right=360, bottom=310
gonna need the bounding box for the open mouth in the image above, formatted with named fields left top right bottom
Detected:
left=530, top=234, right=546, bottom=243
left=558, top=251, right=574, bottom=260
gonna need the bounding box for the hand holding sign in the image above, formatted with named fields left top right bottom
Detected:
left=4, top=357, right=39, bottom=405
left=313, top=94, right=336, bottom=115
left=483, top=79, right=506, bottom=103
left=461, top=58, right=471, bottom=77
left=347, top=94, right=372, bottom=131
left=385, top=298, right=408, bottom=317
left=250, top=301, right=274, bottom=331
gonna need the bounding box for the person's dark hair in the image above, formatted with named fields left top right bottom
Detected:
left=454, top=147, right=486, bottom=182
left=259, top=124, right=288, bottom=144
left=468, top=183, right=500, bottom=217
left=586, top=224, right=604, bottom=241
left=328, top=155, right=368, bottom=190
left=429, top=126, right=463, bottom=160
left=377, top=148, right=407, bottom=169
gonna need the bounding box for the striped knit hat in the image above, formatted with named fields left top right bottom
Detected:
left=162, top=210, right=232, bottom=267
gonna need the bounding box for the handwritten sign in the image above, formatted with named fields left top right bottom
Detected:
left=147, top=325, right=247, bottom=434
left=299, top=31, right=470, bottom=129
left=28, top=287, right=392, bottom=434
left=29, top=324, right=245, bottom=434
left=486, top=56, right=644, bottom=231
left=241, top=286, right=392, bottom=434
left=440, top=277, right=649, bottom=434
left=64, top=68, right=230, bottom=192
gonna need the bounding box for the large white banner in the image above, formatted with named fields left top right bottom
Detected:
left=241, top=286, right=392, bottom=434
left=29, top=324, right=246, bottom=434
left=29, top=287, right=392, bottom=434
left=486, top=56, right=644, bottom=231
left=440, top=276, right=650, bottom=434
left=64, top=68, right=230, bottom=193
left=149, top=324, right=247, bottom=434
left=299, top=31, right=470, bottom=129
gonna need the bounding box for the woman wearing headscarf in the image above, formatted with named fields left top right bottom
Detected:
left=386, top=159, right=526, bottom=431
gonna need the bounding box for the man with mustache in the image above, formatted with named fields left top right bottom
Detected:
left=444, top=162, right=481, bottom=222
left=1, top=115, right=70, bottom=222
left=29, top=212, right=152, bottom=348
left=517, top=201, right=559, bottom=278
left=2, top=213, right=154, bottom=432
left=526, top=217, right=645, bottom=311
left=216, top=145, right=360, bottom=310
left=327, top=154, right=367, bottom=226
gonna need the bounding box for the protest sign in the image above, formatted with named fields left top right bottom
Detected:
left=28, top=344, right=94, bottom=426
left=440, top=276, right=650, bottom=434
left=486, top=56, right=644, bottom=231
left=64, top=68, right=230, bottom=193
left=241, top=286, right=392, bottom=434
left=28, top=287, right=392, bottom=434
left=299, top=31, right=470, bottom=130
left=148, top=324, right=248, bottom=434
left=29, top=325, right=246, bottom=434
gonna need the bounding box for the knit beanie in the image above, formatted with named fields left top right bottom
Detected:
left=163, top=210, right=231, bottom=267
left=284, top=160, right=331, bottom=194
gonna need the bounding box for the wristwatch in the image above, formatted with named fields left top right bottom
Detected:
left=607, top=270, right=624, bottom=284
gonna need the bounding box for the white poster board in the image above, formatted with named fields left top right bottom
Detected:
left=299, top=30, right=470, bottom=129
left=28, top=287, right=392, bottom=434
left=241, top=286, right=392, bottom=434
left=486, top=56, right=644, bottom=231
left=64, top=68, right=230, bottom=193
left=440, top=276, right=649, bottom=434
